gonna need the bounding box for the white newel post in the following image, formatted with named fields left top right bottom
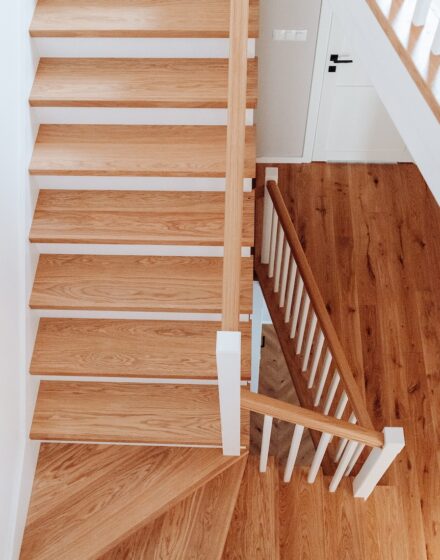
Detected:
left=353, top=427, right=405, bottom=499
left=251, top=282, right=266, bottom=393
left=216, top=331, right=241, bottom=456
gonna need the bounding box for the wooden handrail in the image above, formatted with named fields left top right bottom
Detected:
left=266, top=181, right=375, bottom=431
left=221, top=0, right=249, bottom=331
left=241, top=389, right=384, bottom=448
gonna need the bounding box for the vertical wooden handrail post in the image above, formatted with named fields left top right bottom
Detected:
left=222, top=0, right=249, bottom=331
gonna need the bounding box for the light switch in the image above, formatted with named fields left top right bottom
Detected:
left=273, top=29, right=308, bottom=42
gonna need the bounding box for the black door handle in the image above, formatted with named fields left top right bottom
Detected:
left=330, top=54, right=353, bottom=63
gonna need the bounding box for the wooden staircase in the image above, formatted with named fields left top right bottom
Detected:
left=21, top=444, right=247, bottom=560
left=21, top=0, right=257, bottom=557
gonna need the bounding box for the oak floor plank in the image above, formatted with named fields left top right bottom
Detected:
left=30, top=254, right=253, bottom=313
left=30, top=189, right=255, bottom=246
left=258, top=162, right=439, bottom=560
left=30, top=0, right=260, bottom=38
left=29, top=125, right=256, bottom=178
left=20, top=444, right=246, bottom=560
left=223, top=456, right=279, bottom=560
left=279, top=467, right=325, bottom=560
left=30, top=381, right=250, bottom=446
left=30, top=318, right=251, bottom=379
left=30, top=58, right=258, bottom=108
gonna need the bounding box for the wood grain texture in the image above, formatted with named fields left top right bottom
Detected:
left=30, top=318, right=251, bottom=379
left=30, top=189, right=255, bottom=246
left=221, top=0, right=249, bottom=331
left=259, top=163, right=440, bottom=560
left=366, top=0, right=439, bottom=122
left=278, top=466, right=410, bottom=559
left=101, top=454, right=247, bottom=560
left=30, top=381, right=250, bottom=445
left=242, top=389, right=383, bottom=447
left=20, top=444, right=247, bottom=560
left=29, top=125, right=256, bottom=177
left=30, top=0, right=260, bottom=38
left=223, top=456, right=279, bottom=560
left=30, top=254, right=253, bottom=313
left=280, top=467, right=326, bottom=560
left=30, top=58, right=258, bottom=108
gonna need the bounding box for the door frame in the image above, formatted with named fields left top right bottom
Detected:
left=301, top=0, right=333, bottom=163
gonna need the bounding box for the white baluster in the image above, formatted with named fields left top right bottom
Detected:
left=308, top=330, right=325, bottom=388
left=261, top=187, right=274, bottom=264
left=413, top=0, right=431, bottom=26
left=314, top=350, right=332, bottom=406
left=296, top=294, right=311, bottom=354
left=290, top=276, right=304, bottom=338
left=432, top=20, right=440, bottom=54
left=283, top=424, right=305, bottom=483
left=334, top=391, right=349, bottom=420
left=216, top=331, right=241, bottom=456
left=274, top=229, right=285, bottom=292
left=323, top=371, right=340, bottom=415
left=335, top=413, right=357, bottom=462
left=268, top=213, right=278, bottom=278
left=284, top=259, right=297, bottom=322
left=308, top=432, right=332, bottom=484
left=260, top=415, right=273, bottom=472
left=345, top=443, right=365, bottom=477
left=353, top=428, right=405, bottom=500
left=302, top=311, right=317, bottom=369
left=329, top=440, right=358, bottom=492
left=279, top=243, right=291, bottom=307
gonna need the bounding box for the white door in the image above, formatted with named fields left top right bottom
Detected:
left=313, top=16, right=411, bottom=162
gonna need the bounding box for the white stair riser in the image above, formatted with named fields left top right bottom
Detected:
left=32, top=107, right=255, bottom=126
left=31, top=176, right=254, bottom=191
left=32, top=310, right=251, bottom=322
left=34, top=244, right=252, bottom=257
left=31, top=375, right=250, bottom=385
left=34, top=38, right=256, bottom=59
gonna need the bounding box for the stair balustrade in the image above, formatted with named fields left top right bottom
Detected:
left=241, top=389, right=404, bottom=499
left=216, top=0, right=250, bottom=456
left=252, top=168, right=405, bottom=498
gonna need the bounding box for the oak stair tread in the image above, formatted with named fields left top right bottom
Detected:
left=30, top=318, right=251, bottom=379
left=30, top=0, right=259, bottom=38
left=30, top=58, right=258, bottom=108
left=20, top=443, right=247, bottom=560
left=30, top=381, right=250, bottom=446
left=29, top=124, right=256, bottom=178
left=223, top=456, right=279, bottom=559
left=100, top=455, right=247, bottom=560
left=30, top=189, right=255, bottom=246
left=29, top=254, right=253, bottom=313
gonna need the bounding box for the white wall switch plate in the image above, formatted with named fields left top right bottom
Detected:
left=273, top=29, right=308, bottom=42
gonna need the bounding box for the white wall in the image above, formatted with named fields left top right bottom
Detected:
left=0, top=3, right=26, bottom=558
left=256, top=0, right=322, bottom=160
left=0, top=1, right=40, bottom=558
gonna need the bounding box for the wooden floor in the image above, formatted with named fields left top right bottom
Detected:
left=257, top=162, right=440, bottom=560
